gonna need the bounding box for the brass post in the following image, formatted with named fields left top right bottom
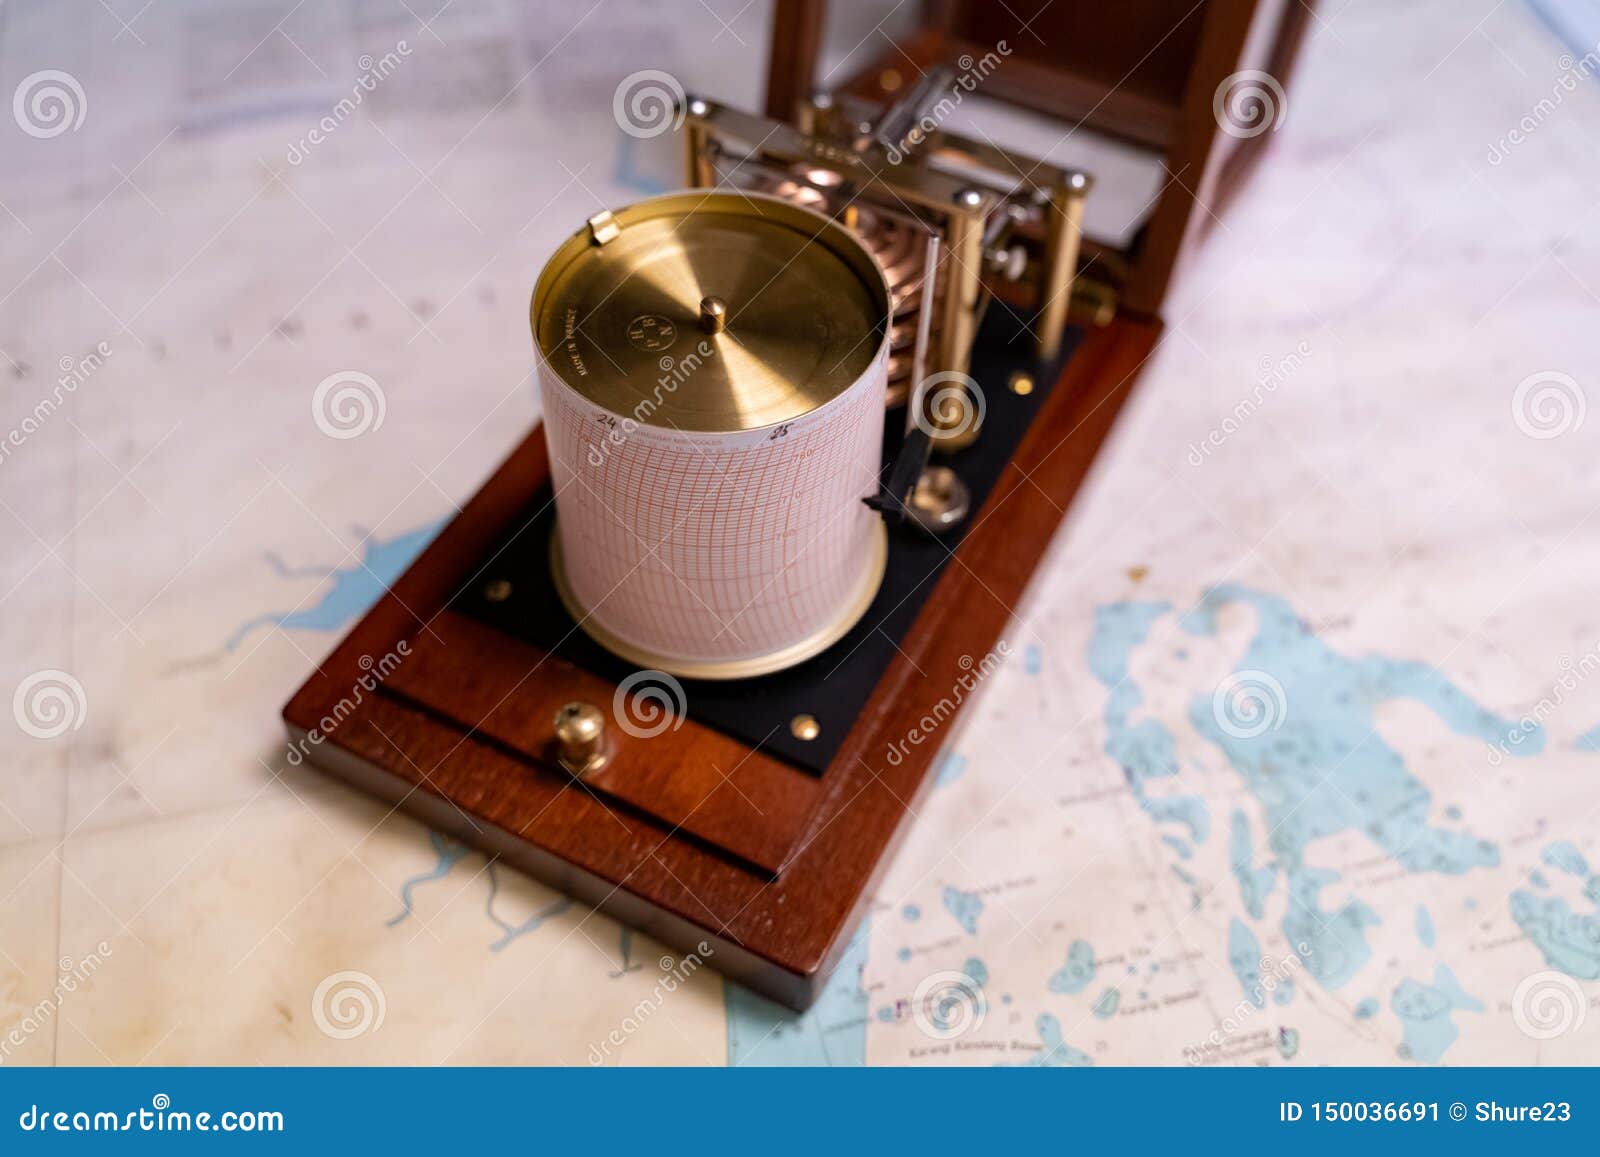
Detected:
left=1037, top=174, right=1089, bottom=362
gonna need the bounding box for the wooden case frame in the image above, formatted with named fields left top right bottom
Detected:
left=284, top=316, right=1159, bottom=1009
left=766, top=0, right=1313, bottom=317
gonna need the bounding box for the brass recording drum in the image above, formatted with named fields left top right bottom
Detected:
left=530, top=192, right=891, bottom=679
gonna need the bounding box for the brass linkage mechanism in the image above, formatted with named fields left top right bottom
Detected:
left=682, top=67, right=1098, bottom=423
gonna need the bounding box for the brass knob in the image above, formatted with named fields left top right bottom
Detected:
left=554, top=701, right=609, bottom=776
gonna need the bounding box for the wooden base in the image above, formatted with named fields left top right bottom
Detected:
left=283, top=316, right=1160, bottom=1009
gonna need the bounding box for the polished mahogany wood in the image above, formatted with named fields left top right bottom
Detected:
left=381, top=610, right=822, bottom=874
left=764, top=0, right=826, bottom=122
left=284, top=317, right=1162, bottom=1009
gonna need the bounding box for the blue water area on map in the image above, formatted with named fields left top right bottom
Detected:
left=726, top=922, right=871, bottom=1066
left=1391, top=965, right=1482, bottom=1063
left=387, top=832, right=469, bottom=926
left=1278, top=1026, right=1301, bottom=1060
left=1530, top=870, right=1551, bottom=889
left=1015, top=1013, right=1093, bottom=1067
left=1171, top=864, right=1202, bottom=908
left=1024, top=644, right=1043, bottom=675
left=1576, top=724, right=1600, bottom=751
left=1161, top=834, right=1193, bottom=860
left=608, top=928, right=643, bottom=978
left=935, top=752, right=967, bottom=787
left=384, top=831, right=573, bottom=952
left=1088, top=601, right=1212, bottom=848
left=1093, top=585, right=1538, bottom=1000
left=1416, top=905, right=1436, bottom=949
left=1047, top=940, right=1096, bottom=995
left=227, top=518, right=444, bottom=649
left=1509, top=890, right=1600, bottom=978
left=1230, top=810, right=1277, bottom=919
left=942, top=886, right=984, bottom=935
left=1543, top=840, right=1590, bottom=878
left=1093, top=988, right=1120, bottom=1018
left=485, top=867, right=574, bottom=952
left=1354, top=997, right=1379, bottom=1020
left=1228, top=919, right=1266, bottom=1008
left=1149, top=795, right=1211, bottom=844
left=915, top=959, right=990, bottom=1036
left=902, top=904, right=921, bottom=922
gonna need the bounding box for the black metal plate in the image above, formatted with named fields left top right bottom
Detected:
left=457, top=304, right=1081, bottom=774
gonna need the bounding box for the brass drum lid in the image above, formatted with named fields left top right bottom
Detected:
left=532, top=192, right=889, bottom=434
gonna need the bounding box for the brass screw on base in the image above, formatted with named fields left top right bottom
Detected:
left=907, top=465, right=971, bottom=534
left=554, top=701, right=609, bottom=776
